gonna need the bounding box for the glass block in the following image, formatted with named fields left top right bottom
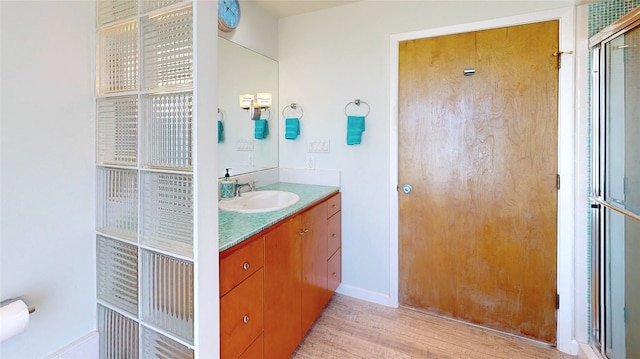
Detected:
left=98, top=20, right=139, bottom=94
left=141, top=250, right=194, bottom=343
left=141, top=5, right=193, bottom=90
left=141, top=92, right=193, bottom=170
left=97, top=95, right=138, bottom=166
left=98, top=305, right=139, bottom=359
left=141, top=172, right=193, bottom=257
left=97, top=235, right=138, bottom=316
left=96, top=167, right=138, bottom=242
left=97, top=0, right=138, bottom=26
left=141, top=326, right=194, bottom=359
left=141, top=0, right=183, bottom=14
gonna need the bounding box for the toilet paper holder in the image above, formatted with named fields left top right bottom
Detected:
left=0, top=297, right=35, bottom=314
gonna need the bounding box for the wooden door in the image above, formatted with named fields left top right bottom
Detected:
left=301, top=202, right=329, bottom=335
left=398, top=21, right=559, bottom=344
left=264, top=216, right=302, bottom=359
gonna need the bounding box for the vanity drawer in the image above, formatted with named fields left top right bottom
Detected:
left=220, top=236, right=264, bottom=296
left=327, top=248, right=341, bottom=295
left=327, top=193, right=341, bottom=218
left=220, top=269, right=264, bottom=359
left=327, top=213, right=341, bottom=258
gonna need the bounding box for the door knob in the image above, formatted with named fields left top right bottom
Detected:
left=402, top=184, right=413, bottom=194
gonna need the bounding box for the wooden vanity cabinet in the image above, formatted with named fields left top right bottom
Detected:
left=221, top=192, right=341, bottom=359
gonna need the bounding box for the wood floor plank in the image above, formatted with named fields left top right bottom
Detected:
left=293, top=294, right=576, bottom=359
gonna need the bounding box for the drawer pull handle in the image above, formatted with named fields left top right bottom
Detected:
left=242, top=262, right=250, bottom=271
left=299, top=230, right=305, bottom=236
left=242, top=315, right=249, bottom=324
left=304, top=228, right=309, bottom=233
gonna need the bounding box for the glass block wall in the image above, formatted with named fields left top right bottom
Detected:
left=587, top=0, right=640, bottom=341
left=95, top=1, right=195, bottom=357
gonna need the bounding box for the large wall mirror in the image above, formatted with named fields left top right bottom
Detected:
left=218, top=37, right=279, bottom=177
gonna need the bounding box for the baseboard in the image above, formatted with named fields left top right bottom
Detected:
left=578, top=342, right=604, bottom=359
left=45, top=331, right=99, bottom=359
left=335, top=283, right=395, bottom=307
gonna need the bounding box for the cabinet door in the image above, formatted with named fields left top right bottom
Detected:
left=264, top=216, right=302, bottom=359
left=301, top=202, right=328, bottom=335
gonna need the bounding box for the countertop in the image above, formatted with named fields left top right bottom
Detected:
left=218, top=182, right=340, bottom=251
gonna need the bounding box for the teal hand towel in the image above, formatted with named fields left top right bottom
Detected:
left=346, top=116, right=365, bottom=145
left=285, top=118, right=300, bottom=140
left=254, top=119, right=269, bottom=139
left=217, top=120, right=224, bottom=143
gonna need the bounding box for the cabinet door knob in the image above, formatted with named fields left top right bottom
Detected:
left=332, top=272, right=337, bottom=277
left=242, top=262, right=250, bottom=271
left=242, top=315, right=249, bottom=324
left=299, top=230, right=305, bottom=236
left=304, top=228, right=309, bottom=233
left=332, top=233, right=337, bottom=238
left=332, top=204, right=337, bottom=209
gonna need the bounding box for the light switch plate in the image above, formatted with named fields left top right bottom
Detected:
left=236, top=139, right=254, bottom=151
left=308, top=139, right=330, bottom=153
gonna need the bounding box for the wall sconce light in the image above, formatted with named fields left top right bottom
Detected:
left=239, top=93, right=272, bottom=121
left=239, top=94, right=254, bottom=109
left=256, top=93, right=272, bottom=108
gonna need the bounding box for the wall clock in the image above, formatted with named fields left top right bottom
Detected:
left=218, top=0, right=240, bottom=32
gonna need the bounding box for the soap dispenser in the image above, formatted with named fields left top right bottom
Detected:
left=220, top=168, right=234, bottom=199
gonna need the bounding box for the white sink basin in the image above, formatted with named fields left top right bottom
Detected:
left=218, top=190, right=300, bottom=213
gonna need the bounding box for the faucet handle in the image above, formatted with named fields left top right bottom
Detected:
left=249, top=179, right=258, bottom=189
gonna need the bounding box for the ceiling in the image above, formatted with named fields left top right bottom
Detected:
left=252, top=0, right=598, bottom=18
left=252, top=0, right=361, bottom=18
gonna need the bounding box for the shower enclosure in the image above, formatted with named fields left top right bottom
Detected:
left=590, top=6, right=640, bottom=359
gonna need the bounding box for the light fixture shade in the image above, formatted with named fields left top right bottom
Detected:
left=239, top=94, right=254, bottom=109
left=256, top=92, right=272, bottom=108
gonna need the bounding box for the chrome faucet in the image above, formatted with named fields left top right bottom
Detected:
left=234, top=179, right=255, bottom=197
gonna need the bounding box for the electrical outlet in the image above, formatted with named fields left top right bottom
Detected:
left=307, top=156, right=315, bottom=169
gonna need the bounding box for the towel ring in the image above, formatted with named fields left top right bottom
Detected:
left=282, top=103, right=304, bottom=119
left=344, top=99, right=370, bottom=117
left=260, top=108, right=271, bottom=121
left=217, top=108, right=224, bottom=122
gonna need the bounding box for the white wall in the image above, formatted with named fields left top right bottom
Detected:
left=0, top=1, right=96, bottom=358
left=278, top=0, right=582, bottom=352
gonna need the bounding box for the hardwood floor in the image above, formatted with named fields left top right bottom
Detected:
left=293, top=294, right=576, bottom=359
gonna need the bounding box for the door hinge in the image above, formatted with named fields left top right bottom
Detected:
left=557, top=174, right=560, bottom=190
left=556, top=294, right=560, bottom=309
left=552, top=51, right=573, bottom=69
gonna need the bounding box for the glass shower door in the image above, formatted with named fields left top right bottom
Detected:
left=591, top=7, right=640, bottom=358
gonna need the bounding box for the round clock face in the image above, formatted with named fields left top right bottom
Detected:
left=218, top=0, right=240, bottom=32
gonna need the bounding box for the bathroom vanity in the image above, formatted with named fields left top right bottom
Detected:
left=218, top=183, right=341, bottom=358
